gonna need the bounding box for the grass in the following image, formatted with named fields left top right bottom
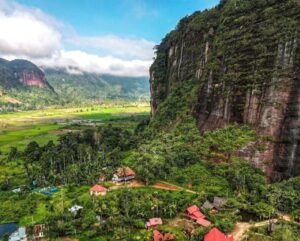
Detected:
left=0, top=103, right=149, bottom=126
left=0, top=103, right=149, bottom=153
left=0, top=124, right=61, bottom=152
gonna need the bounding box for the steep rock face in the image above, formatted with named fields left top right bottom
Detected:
left=0, top=58, right=53, bottom=90
left=150, top=0, right=300, bottom=179
left=8, top=59, right=52, bottom=89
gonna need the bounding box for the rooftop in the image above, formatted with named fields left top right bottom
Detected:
left=90, top=184, right=107, bottom=192
left=116, top=167, right=136, bottom=177
left=204, top=227, right=234, bottom=241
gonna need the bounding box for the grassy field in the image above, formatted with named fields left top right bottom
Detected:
left=0, top=103, right=149, bottom=152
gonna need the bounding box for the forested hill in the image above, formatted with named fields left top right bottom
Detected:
left=0, top=58, right=53, bottom=90
left=149, top=0, right=300, bottom=179
left=0, top=58, right=149, bottom=111
left=45, top=68, right=149, bottom=104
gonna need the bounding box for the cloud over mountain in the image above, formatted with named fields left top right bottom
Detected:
left=0, top=0, right=154, bottom=76
left=67, top=35, right=155, bottom=61
left=0, top=0, right=61, bottom=58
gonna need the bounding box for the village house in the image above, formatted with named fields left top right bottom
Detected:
left=145, top=218, right=163, bottom=229
left=112, top=167, right=136, bottom=183
left=213, top=197, right=227, bottom=209
left=68, top=205, right=83, bottom=215
left=153, top=230, right=175, bottom=241
left=201, top=197, right=227, bottom=214
left=30, top=224, right=45, bottom=241
left=9, top=227, right=27, bottom=241
left=90, top=184, right=107, bottom=196
left=196, top=218, right=211, bottom=227
left=186, top=205, right=206, bottom=220
left=202, top=200, right=218, bottom=214
left=186, top=205, right=211, bottom=227
left=204, top=227, right=234, bottom=241
left=153, top=230, right=163, bottom=241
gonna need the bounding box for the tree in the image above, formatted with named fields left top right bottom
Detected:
left=7, top=146, right=18, bottom=161
left=2, top=233, right=9, bottom=241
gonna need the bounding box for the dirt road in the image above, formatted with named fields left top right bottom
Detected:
left=230, top=215, right=293, bottom=241
left=110, top=180, right=197, bottom=194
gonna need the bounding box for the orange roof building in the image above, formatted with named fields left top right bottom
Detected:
left=196, top=218, right=211, bottom=227
left=153, top=230, right=175, bottom=241
left=186, top=205, right=213, bottom=227
left=204, top=228, right=234, bottom=241
left=112, top=167, right=136, bottom=183
left=90, top=184, right=107, bottom=196
left=146, top=217, right=163, bottom=229
left=186, top=205, right=206, bottom=220
left=153, top=230, right=164, bottom=241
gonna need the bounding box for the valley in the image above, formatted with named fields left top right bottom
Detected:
left=0, top=0, right=299, bottom=240
left=0, top=103, right=299, bottom=241
left=0, top=103, right=149, bottom=151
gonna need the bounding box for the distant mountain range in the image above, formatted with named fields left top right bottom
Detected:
left=0, top=58, right=149, bottom=111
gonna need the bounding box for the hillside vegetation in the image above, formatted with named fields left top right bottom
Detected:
left=0, top=59, right=149, bottom=112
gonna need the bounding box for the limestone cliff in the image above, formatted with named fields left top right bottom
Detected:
left=0, top=58, right=53, bottom=90
left=9, top=59, right=53, bottom=90
left=150, top=0, right=300, bottom=179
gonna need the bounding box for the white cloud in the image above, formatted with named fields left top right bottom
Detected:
left=68, top=35, right=155, bottom=60
left=0, top=0, right=61, bottom=58
left=35, top=50, right=152, bottom=77
left=131, top=3, right=159, bottom=18
left=0, top=0, right=154, bottom=76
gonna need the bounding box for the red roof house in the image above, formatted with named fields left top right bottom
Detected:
left=204, top=228, right=234, bottom=241
left=153, top=231, right=175, bottom=241
left=163, top=233, right=175, bottom=240
left=153, top=230, right=164, bottom=241
left=117, top=167, right=135, bottom=177
left=186, top=205, right=206, bottom=220
left=33, top=224, right=45, bottom=239
left=90, top=184, right=107, bottom=196
left=112, top=167, right=136, bottom=183
left=196, top=218, right=211, bottom=227
left=146, top=218, right=163, bottom=229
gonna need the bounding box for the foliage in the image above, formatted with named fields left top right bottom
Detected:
left=134, top=116, right=257, bottom=186
left=0, top=59, right=150, bottom=112
left=46, top=70, right=150, bottom=104
left=267, top=176, right=300, bottom=213
left=246, top=221, right=300, bottom=241
left=20, top=124, right=136, bottom=187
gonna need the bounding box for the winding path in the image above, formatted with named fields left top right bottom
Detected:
left=110, top=180, right=197, bottom=194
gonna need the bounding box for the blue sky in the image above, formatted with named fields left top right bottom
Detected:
left=0, top=0, right=220, bottom=76
left=17, top=0, right=219, bottom=42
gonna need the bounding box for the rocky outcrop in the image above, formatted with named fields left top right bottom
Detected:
left=9, top=59, right=53, bottom=90
left=150, top=0, right=300, bottom=179
left=0, top=58, right=53, bottom=90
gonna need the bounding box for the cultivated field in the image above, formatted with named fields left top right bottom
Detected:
left=0, top=103, right=150, bottom=152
